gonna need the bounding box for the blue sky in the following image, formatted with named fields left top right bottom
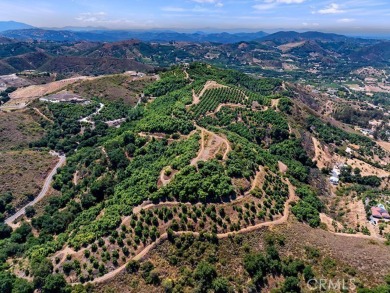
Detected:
left=0, top=0, right=389, bottom=33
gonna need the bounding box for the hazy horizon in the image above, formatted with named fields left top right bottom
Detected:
left=1, top=0, right=389, bottom=35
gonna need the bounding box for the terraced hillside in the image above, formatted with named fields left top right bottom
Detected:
left=0, top=64, right=389, bottom=293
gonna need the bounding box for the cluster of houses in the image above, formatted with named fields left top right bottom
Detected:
left=370, top=204, right=390, bottom=225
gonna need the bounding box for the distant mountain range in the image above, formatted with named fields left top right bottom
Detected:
left=0, top=28, right=269, bottom=43
left=0, top=21, right=34, bottom=32
left=0, top=21, right=384, bottom=44
left=0, top=29, right=388, bottom=78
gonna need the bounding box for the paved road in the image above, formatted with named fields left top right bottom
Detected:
left=5, top=154, right=66, bottom=226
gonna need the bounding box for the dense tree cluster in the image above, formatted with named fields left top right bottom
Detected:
left=291, top=186, right=323, bottom=227
left=340, top=165, right=382, bottom=187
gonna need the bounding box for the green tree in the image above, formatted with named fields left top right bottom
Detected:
left=25, top=206, right=36, bottom=218
left=11, top=278, right=34, bottom=293
left=126, top=260, right=140, bottom=274
left=303, top=266, right=314, bottom=282
left=213, top=277, right=230, bottom=293
left=282, top=276, right=300, bottom=293
left=42, top=274, right=68, bottom=293
left=194, top=261, right=217, bottom=291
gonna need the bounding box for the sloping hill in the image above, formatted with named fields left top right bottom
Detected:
left=0, top=21, right=34, bottom=32
left=261, top=31, right=351, bottom=44
left=39, top=56, right=155, bottom=75
left=351, top=41, right=390, bottom=62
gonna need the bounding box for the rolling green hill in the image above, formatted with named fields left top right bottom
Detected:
left=1, top=63, right=389, bottom=293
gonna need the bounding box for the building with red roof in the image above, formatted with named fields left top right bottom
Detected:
left=371, top=206, right=390, bottom=220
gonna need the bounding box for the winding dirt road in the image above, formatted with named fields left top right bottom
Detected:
left=86, top=178, right=297, bottom=284
left=5, top=153, right=66, bottom=226
left=191, top=125, right=231, bottom=166
left=75, top=175, right=386, bottom=285
left=79, top=103, right=104, bottom=124
left=33, top=107, right=54, bottom=123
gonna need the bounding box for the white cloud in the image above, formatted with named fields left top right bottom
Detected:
left=265, top=0, right=306, bottom=3
left=161, top=7, right=186, bottom=12
left=338, top=18, right=355, bottom=23
left=254, top=0, right=306, bottom=11
left=317, top=3, right=345, bottom=14
left=75, top=12, right=107, bottom=22
left=192, top=0, right=218, bottom=3
left=189, top=0, right=224, bottom=8
left=302, top=22, right=319, bottom=26
left=253, top=3, right=277, bottom=10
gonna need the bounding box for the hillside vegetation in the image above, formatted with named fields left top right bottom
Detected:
left=0, top=63, right=389, bottom=293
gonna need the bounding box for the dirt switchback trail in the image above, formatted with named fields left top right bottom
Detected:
left=80, top=177, right=386, bottom=285
left=87, top=178, right=297, bottom=284
left=33, top=108, right=54, bottom=123
left=191, top=126, right=231, bottom=166
left=190, top=80, right=227, bottom=107
left=206, top=103, right=245, bottom=116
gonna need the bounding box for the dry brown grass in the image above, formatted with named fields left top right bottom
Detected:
left=92, top=220, right=390, bottom=292
left=0, top=150, right=57, bottom=210
left=0, top=111, right=45, bottom=151
left=68, top=75, right=156, bottom=106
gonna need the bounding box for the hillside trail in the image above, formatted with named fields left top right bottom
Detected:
left=190, top=125, right=231, bottom=166
left=244, top=167, right=264, bottom=196
left=74, top=176, right=386, bottom=285
left=33, top=107, right=54, bottom=123
left=190, top=80, right=227, bottom=107
left=79, top=103, right=104, bottom=124
left=190, top=128, right=205, bottom=166
left=183, top=69, right=190, bottom=80
left=5, top=153, right=66, bottom=227
left=85, top=178, right=297, bottom=284
left=271, top=98, right=280, bottom=110
left=124, top=167, right=263, bottom=225
left=206, top=103, right=245, bottom=117
left=199, top=125, right=231, bottom=160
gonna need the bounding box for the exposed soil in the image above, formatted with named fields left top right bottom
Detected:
left=157, top=167, right=178, bottom=188
left=190, top=126, right=231, bottom=166
left=7, top=76, right=94, bottom=107
left=277, top=41, right=306, bottom=53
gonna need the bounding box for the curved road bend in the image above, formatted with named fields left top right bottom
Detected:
left=5, top=154, right=66, bottom=226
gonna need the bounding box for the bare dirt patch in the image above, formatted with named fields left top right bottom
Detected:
left=68, top=74, right=156, bottom=106
left=4, top=76, right=94, bottom=108
left=157, top=167, right=178, bottom=188
left=277, top=41, right=306, bottom=53
left=278, top=161, right=288, bottom=174
left=312, top=136, right=334, bottom=169
left=271, top=98, right=280, bottom=111
left=377, top=140, right=390, bottom=153
left=320, top=213, right=343, bottom=233
left=190, top=127, right=230, bottom=166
